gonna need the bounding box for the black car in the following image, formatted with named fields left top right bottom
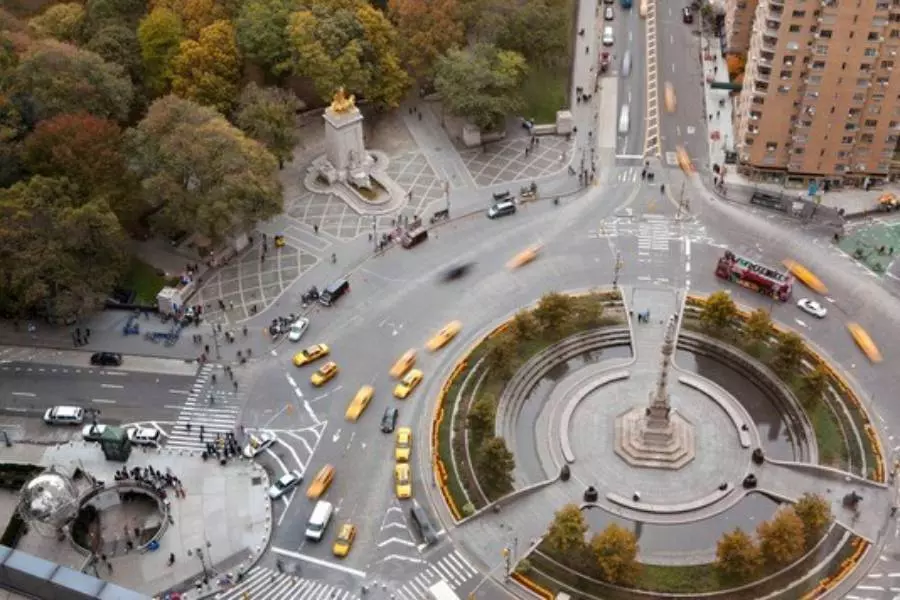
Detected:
left=90, top=352, right=123, bottom=366
left=492, top=190, right=512, bottom=202
left=381, top=407, right=399, bottom=433
left=682, top=7, right=693, bottom=23
left=409, top=503, right=439, bottom=546
left=441, top=262, right=475, bottom=282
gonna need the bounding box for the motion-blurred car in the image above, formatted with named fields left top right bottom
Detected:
left=242, top=432, right=276, bottom=458
left=268, top=470, right=303, bottom=499
left=91, top=352, right=123, bottom=366
left=293, top=343, right=330, bottom=367
left=395, top=427, right=412, bottom=462
left=394, top=369, right=423, bottom=399
left=394, top=463, right=412, bottom=499
left=426, top=321, right=462, bottom=351
left=507, top=244, right=542, bottom=269
left=797, top=298, right=827, bottom=319
left=306, top=465, right=335, bottom=499
left=332, top=523, right=357, bottom=557
left=389, top=349, right=417, bottom=379
left=442, top=262, right=475, bottom=282
left=345, top=385, right=374, bottom=422
left=311, top=361, right=339, bottom=387
left=288, top=318, right=310, bottom=342
left=665, top=82, right=676, bottom=113
left=82, top=423, right=108, bottom=442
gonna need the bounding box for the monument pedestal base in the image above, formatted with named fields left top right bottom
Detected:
left=614, top=407, right=696, bottom=470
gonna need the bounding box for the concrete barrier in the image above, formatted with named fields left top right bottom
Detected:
left=606, top=484, right=734, bottom=514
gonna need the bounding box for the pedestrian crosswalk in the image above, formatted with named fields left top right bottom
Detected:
left=638, top=215, right=671, bottom=255
left=165, top=363, right=242, bottom=450
left=394, top=550, right=477, bottom=600
left=616, top=167, right=640, bottom=183
left=214, top=567, right=359, bottom=600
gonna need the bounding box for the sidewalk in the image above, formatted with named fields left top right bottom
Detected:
left=5, top=441, right=272, bottom=599
left=698, top=34, right=897, bottom=218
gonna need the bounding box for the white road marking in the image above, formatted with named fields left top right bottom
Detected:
left=169, top=389, right=190, bottom=395
left=11, top=392, right=35, bottom=397
left=377, top=538, right=417, bottom=548
left=91, top=398, right=117, bottom=404
left=100, top=383, right=123, bottom=389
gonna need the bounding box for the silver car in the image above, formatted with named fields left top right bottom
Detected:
left=288, top=318, right=310, bottom=342
left=797, top=298, right=827, bottom=318
left=268, top=470, right=303, bottom=499
left=622, top=51, right=632, bottom=77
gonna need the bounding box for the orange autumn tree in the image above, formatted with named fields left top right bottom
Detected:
left=388, top=0, right=464, bottom=77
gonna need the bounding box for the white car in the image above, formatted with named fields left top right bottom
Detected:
left=268, top=470, right=303, bottom=499
left=242, top=432, right=276, bottom=458
left=127, top=427, right=161, bottom=446
left=82, top=423, right=108, bottom=442
left=797, top=298, right=827, bottom=318
left=288, top=318, right=310, bottom=342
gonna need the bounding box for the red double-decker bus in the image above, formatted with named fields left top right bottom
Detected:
left=715, top=250, right=794, bottom=301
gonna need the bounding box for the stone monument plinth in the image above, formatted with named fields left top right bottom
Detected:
left=615, top=316, right=696, bottom=469
left=315, top=88, right=374, bottom=189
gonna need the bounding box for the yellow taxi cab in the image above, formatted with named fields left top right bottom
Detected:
left=394, top=463, right=412, bottom=499
left=306, top=464, right=335, bottom=499
left=389, top=349, right=417, bottom=379
left=395, top=427, right=412, bottom=462
left=293, top=343, right=330, bottom=367
left=676, top=146, right=693, bottom=173
left=507, top=244, right=542, bottom=269
left=310, top=361, right=339, bottom=386
left=345, top=385, right=374, bottom=421
left=393, top=369, right=423, bottom=399
left=847, top=322, right=883, bottom=363
left=665, top=82, right=676, bottom=113
left=426, top=321, right=462, bottom=351
left=332, top=522, right=357, bottom=557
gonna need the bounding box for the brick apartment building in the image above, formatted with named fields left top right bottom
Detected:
left=726, top=0, right=900, bottom=187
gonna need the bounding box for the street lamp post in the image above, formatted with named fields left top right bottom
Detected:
left=194, top=547, right=209, bottom=579
left=211, top=326, right=221, bottom=360
left=372, top=216, right=377, bottom=252
left=613, top=251, right=624, bottom=289
left=444, top=180, right=451, bottom=213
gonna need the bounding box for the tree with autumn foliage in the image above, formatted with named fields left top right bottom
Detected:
left=771, top=331, right=806, bottom=377
left=234, top=83, right=301, bottom=169
left=126, top=95, right=282, bottom=242
left=743, top=308, right=773, bottom=348
left=387, top=0, right=464, bottom=77
left=544, top=504, right=588, bottom=556
left=28, top=3, right=85, bottom=42
left=150, top=0, right=227, bottom=39
left=282, top=0, right=410, bottom=108
left=171, top=20, right=242, bottom=113
left=137, top=7, right=184, bottom=96
left=757, top=507, right=805, bottom=568
left=715, top=527, right=761, bottom=582
left=590, top=524, right=639, bottom=586
left=9, top=40, right=134, bottom=122
left=793, top=493, right=832, bottom=549
left=473, top=436, right=515, bottom=498
left=700, top=289, right=738, bottom=332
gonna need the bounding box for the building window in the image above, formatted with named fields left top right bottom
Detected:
left=865, top=48, right=878, bottom=56
left=881, top=60, right=895, bottom=69
left=870, top=105, right=883, bottom=114
left=819, top=30, right=832, bottom=38
left=778, top=85, right=791, bottom=93
left=789, top=25, right=801, bottom=33
left=812, top=61, right=826, bottom=70
left=766, top=142, right=778, bottom=151
left=815, top=45, right=829, bottom=55
left=842, top=136, right=855, bottom=144
left=861, top=133, right=876, bottom=143
left=780, top=70, right=794, bottom=79
left=854, top=93, right=866, bottom=101
left=792, top=10, right=806, bottom=18
left=857, top=78, right=870, bottom=87
left=865, top=119, right=879, bottom=127
left=869, top=32, right=881, bottom=41
left=793, top=148, right=805, bottom=155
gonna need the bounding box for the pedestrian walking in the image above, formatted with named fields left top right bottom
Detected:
left=233, top=380, right=238, bottom=391
left=168, top=553, right=175, bottom=566
left=243, top=325, right=248, bottom=336
left=313, top=224, right=319, bottom=234
left=85, top=328, right=90, bottom=340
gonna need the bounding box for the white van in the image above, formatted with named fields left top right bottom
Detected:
left=602, top=26, right=615, bottom=46
left=618, top=105, right=630, bottom=135
left=43, top=406, right=84, bottom=425
left=622, top=50, right=632, bottom=76
left=305, top=500, right=333, bottom=541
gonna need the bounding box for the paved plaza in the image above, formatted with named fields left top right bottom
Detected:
left=458, top=135, right=573, bottom=188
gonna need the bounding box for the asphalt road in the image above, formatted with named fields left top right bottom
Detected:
left=0, top=361, right=196, bottom=425
left=614, top=1, right=647, bottom=157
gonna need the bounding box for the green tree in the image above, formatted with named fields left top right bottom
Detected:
left=757, top=507, right=805, bottom=568
left=10, top=40, right=134, bottom=122
left=799, top=364, right=829, bottom=407
left=283, top=0, right=410, bottom=108
left=459, top=0, right=516, bottom=44
left=533, top=292, right=572, bottom=334
left=496, top=0, right=569, bottom=67
left=434, top=43, right=526, bottom=131
left=715, top=528, right=761, bottom=581
left=509, top=310, right=538, bottom=341
left=771, top=331, right=806, bottom=377
left=590, top=524, right=640, bottom=586
left=83, top=0, right=148, bottom=34
left=744, top=308, right=773, bottom=346
left=473, top=436, right=515, bottom=498
left=171, top=20, right=242, bottom=113
left=86, top=24, right=144, bottom=82
left=151, top=0, right=227, bottom=39
left=126, top=95, right=283, bottom=242
left=235, top=0, right=298, bottom=73
left=544, top=504, right=588, bottom=556
left=137, top=7, right=184, bottom=96
left=700, top=290, right=737, bottom=332
left=570, top=293, right=606, bottom=331
left=466, top=393, right=497, bottom=444
left=234, top=83, right=301, bottom=169
left=388, top=0, right=464, bottom=77
left=483, top=328, right=519, bottom=380
left=793, top=493, right=832, bottom=549
left=28, top=3, right=85, bottom=42
left=0, top=176, right=128, bottom=320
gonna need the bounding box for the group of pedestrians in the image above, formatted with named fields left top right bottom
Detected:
left=202, top=431, right=241, bottom=464
left=72, top=327, right=91, bottom=347
left=113, top=464, right=186, bottom=499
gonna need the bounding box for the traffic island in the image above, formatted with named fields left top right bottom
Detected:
left=434, top=287, right=888, bottom=599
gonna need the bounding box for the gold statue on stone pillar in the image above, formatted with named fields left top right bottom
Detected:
left=329, top=87, right=356, bottom=114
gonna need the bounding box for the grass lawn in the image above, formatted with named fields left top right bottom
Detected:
left=121, top=259, right=177, bottom=305
left=520, top=66, right=569, bottom=124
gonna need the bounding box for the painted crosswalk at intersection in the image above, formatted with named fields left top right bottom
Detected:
left=394, top=550, right=477, bottom=600
left=214, top=566, right=359, bottom=600
left=165, top=363, right=242, bottom=450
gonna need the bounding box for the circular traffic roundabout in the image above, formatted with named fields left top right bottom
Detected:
left=429, top=287, right=890, bottom=598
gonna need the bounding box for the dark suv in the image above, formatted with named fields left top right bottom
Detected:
left=381, top=407, right=399, bottom=433
left=409, top=503, right=439, bottom=545
left=682, top=7, right=693, bottom=23
left=90, top=352, right=123, bottom=366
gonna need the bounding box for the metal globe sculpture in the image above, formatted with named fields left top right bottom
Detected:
left=17, top=467, right=79, bottom=536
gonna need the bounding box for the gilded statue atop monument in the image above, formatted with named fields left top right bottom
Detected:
left=330, top=87, right=356, bottom=114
